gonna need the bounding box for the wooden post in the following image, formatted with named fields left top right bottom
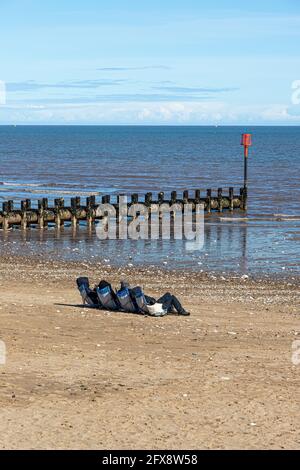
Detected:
left=43, top=198, right=48, bottom=227
left=145, top=192, right=152, bottom=207
left=157, top=192, right=164, bottom=220
left=218, top=188, right=223, bottom=212
left=102, top=195, right=111, bottom=204
left=54, top=198, right=64, bottom=228
left=206, top=189, right=212, bottom=213
left=158, top=192, right=164, bottom=204
left=171, top=191, right=177, bottom=204
left=54, top=198, right=60, bottom=228
left=169, top=191, right=178, bottom=221
left=131, top=193, right=139, bottom=204
left=71, top=197, right=79, bottom=228
left=38, top=198, right=47, bottom=228
left=60, top=198, right=65, bottom=226
left=229, top=187, right=234, bottom=211
left=20, top=200, right=28, bottom=229
left=145, top=193, right=152, bottom=222
left=86, top=196, right=94, bottom=228
left=2, top=201, right=10, bottom=230
left=183, top=190, right=189, bottom=204
left=194, top=190, right=201, bottom=213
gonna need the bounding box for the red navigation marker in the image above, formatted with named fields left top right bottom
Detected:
left=241, top=133, right=252, bottom=158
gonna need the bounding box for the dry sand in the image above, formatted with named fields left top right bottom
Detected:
left=0, top=254, right=299, bottom=449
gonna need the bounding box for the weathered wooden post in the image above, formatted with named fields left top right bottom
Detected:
left=54, top=198, right=64, bottom=228
left=43, top=198, right=49, bottom=227
left=183, top=190, right=189, bottom=204
left=218, top=188, right=223, bottom=212
left=194, top=189, right=201, bottom=213
left=105, top=195, right=111, bottom=204
left=145, top=193, right=152, bottom=222
left=229, top=187, right=234, bottom=211
left=71, top=197, right=78, bottom=228
left=38, top=200, right=43, bottom=229
left=86, top=196, right=94, bottom=228
left=157, top=192, right=164, bottom=220
left=145, top=192, right=152, bottom=207
left=20, top=200, right=28, bottom=229
left=171, top=191, right=177, bottom=204
left=38, top=198, right=48, bottom=228
left=2, top=201, right=10, bottom=230
left=158, top=192, right=164, bottom=204
left=206, top=189, right=212, bottom=213
left=131, top=193, right=139, bottom=204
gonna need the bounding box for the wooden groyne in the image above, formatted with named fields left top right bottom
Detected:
left=0, top=188, right=247, bottom=230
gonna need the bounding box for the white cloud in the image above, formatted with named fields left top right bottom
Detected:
left=1, top=100, right=300, bottom=125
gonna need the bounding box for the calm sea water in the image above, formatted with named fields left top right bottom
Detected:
left=0, top=125, right=299, bottom=277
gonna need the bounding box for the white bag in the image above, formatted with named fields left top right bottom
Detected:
left=147, top=303, right=166, bottom=317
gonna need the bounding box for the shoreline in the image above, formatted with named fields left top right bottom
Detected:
left=1, top=206, right=300, bottom=279
left=1, top=250, right=300, bottom=286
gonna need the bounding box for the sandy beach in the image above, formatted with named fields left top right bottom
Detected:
left=0, top=254, right=299, bottom=449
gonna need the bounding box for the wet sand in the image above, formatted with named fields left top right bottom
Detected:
left=0, top=255, right=299, bottom=449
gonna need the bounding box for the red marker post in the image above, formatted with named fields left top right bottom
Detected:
left=241, top=133, right=252, bottom=210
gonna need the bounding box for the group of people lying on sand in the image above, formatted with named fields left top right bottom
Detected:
left=76, top=277, right=190, bottom=317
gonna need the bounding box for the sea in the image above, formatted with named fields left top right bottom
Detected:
left=0, top=125, right=299, bottom=277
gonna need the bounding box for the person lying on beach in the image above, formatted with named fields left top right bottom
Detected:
left=118, top=280, right=190, bottom=316
left=76, top=277, right=190, bottom=316
left=76, top=277, right=99, bottom=306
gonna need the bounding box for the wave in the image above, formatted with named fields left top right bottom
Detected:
left=29, top=189, right=100, bottom=196
left=219, top=215, right=300, bottom=223
left=0, top=181, right=41, bottom=187
left=0, top=188, right=100, bottom=197
left=273, top=213, right=300, bottom=218
left=219, top=217, right=249, bottom=221
left=0, top=181, right=97, bottom=190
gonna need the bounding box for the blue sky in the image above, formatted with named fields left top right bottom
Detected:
left=0, top=0, right=300, bottom=124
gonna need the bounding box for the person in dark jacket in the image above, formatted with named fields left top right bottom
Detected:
left=120, top=281, right=190, bottom=316
left=76, top=277, right=99, bottom=306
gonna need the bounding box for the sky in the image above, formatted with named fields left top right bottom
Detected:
left=0, top=0, right=300, bottom=125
